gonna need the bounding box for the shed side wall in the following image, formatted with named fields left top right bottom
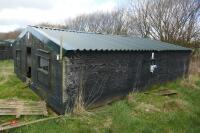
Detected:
left=63, top=51, right=191, bottom=112
left=13, top=34, right=65, bottom=114
left=0, top=45, right=13, bottom=60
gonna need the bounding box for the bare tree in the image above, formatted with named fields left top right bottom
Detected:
left=65, top=9, right=128, bottom=35
left=0, top=29, right=22, bottom=40
left=33, top=0, right=199, bottom=50
left=127, top=0, right=151, bottom=37
left=38, top=22, right=65, bottom=29
left=128, top=0, right=200, bottom=46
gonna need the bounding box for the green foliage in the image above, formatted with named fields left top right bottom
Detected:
left=0, top=60, right=200, bottom=133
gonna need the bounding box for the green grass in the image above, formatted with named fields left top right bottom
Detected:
left=0, top=60, right=41, bottom=124
left=0, top=60, right=39, bottom=100
left=1, top=60, right=200, bottom=133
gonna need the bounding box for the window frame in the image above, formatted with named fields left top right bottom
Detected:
left=37, top=55, right=50, bottom=74
left=36, top=49, right=51, bottom=89
left=0, top=46, right=6, bottom=51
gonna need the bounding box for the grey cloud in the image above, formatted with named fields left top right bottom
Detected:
left=0, top=0, right=55, bottom=10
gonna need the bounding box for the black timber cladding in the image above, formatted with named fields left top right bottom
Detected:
left=14, top=26, right=192, bottom=114
left=14, top=35, right=64, bottom=113
left=0, top=40, right=13, bottom=60
left=63, top=51, right=190, bottom=111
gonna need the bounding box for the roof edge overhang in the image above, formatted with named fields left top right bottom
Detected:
left=14, top=26, right=61, bottom=53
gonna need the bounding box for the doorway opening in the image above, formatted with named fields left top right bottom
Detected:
left=26, top=47, right=32, bottom=78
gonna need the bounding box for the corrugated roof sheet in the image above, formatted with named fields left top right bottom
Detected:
left=0, top=40, right=11, bottom=45
left=23, top=26, right=191, bottom=51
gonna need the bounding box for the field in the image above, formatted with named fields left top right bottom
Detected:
left=0, top=60, right=200, bottom=133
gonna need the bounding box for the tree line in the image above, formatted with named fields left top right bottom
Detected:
left=40, top=0, right=200, bottom=50
left=0, top=29, right=21, bottom=40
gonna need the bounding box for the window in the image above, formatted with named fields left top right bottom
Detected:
left=38, top=56, right=49, bottom=72
left=0, top=46, right=5, bottom=51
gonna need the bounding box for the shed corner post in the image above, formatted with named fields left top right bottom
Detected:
left=60, top=36, right=63, bottom=60
left=185, top=51, right=192, bottom=78
left=59, top=35, right=67, bottom=113
left=62, top=57, right=73, bottom=114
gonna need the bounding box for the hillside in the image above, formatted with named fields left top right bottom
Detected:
left=0, top=60, right=200, bottom=133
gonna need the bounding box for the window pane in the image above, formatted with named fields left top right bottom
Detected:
left=0, top=46, right=5, bottom=50
left=39, top=57, right=49, bottom=71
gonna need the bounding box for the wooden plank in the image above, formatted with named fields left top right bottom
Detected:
left=0, top=108, right=17, bottom=115
left=0, top=116, right=62, bottom=131
left=156, top=89, right=178, bottom=96
left=0, top=100, right=48, bottom=118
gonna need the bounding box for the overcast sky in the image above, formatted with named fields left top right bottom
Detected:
left=0, top=0, right=129, bottom=33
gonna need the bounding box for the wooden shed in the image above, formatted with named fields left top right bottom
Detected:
left=13, top=26, right=191, bottom=114
left=0, top=40, right=13, bottom=60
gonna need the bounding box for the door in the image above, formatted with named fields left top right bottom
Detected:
left=26, top=47, right=32, bottom=78
left=15, top=50, right=21, bottom=74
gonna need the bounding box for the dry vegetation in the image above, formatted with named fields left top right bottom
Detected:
left=0, top=62, right=13, bottom=85
left=189, top=56, right=200, bottom=75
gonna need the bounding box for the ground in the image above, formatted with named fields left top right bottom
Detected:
left=0, top=60, right=200, bottom=133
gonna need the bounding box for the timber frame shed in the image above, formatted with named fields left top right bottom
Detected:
left=14, top=26, right=191, bottom=114
left=0, top=40, right=14, bottom=60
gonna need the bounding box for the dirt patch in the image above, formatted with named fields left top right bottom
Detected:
left=103, top=117, right=112, bottom=128
left=126, top=93, right=135, bottom=104
left=163, top=99, right=189, bottom=112
left=135, top=102, right=161, bottom=113
left=156, top=89, right=178, bottom=96
left=0, top=67, right=13, bottom=85
left=180, top=76, right=200, bottom=90
left=181, top=78, right=197, bottom=90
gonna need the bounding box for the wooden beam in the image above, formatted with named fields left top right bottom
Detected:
left=0, top=116, right=62, bottom=131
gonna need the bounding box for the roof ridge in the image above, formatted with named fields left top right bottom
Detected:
left=29, top=25, right=103, bottom=35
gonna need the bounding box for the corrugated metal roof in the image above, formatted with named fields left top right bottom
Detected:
left=22, top=26, right=191, bottom=51
left=0, top=40, right=11, bottom=45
